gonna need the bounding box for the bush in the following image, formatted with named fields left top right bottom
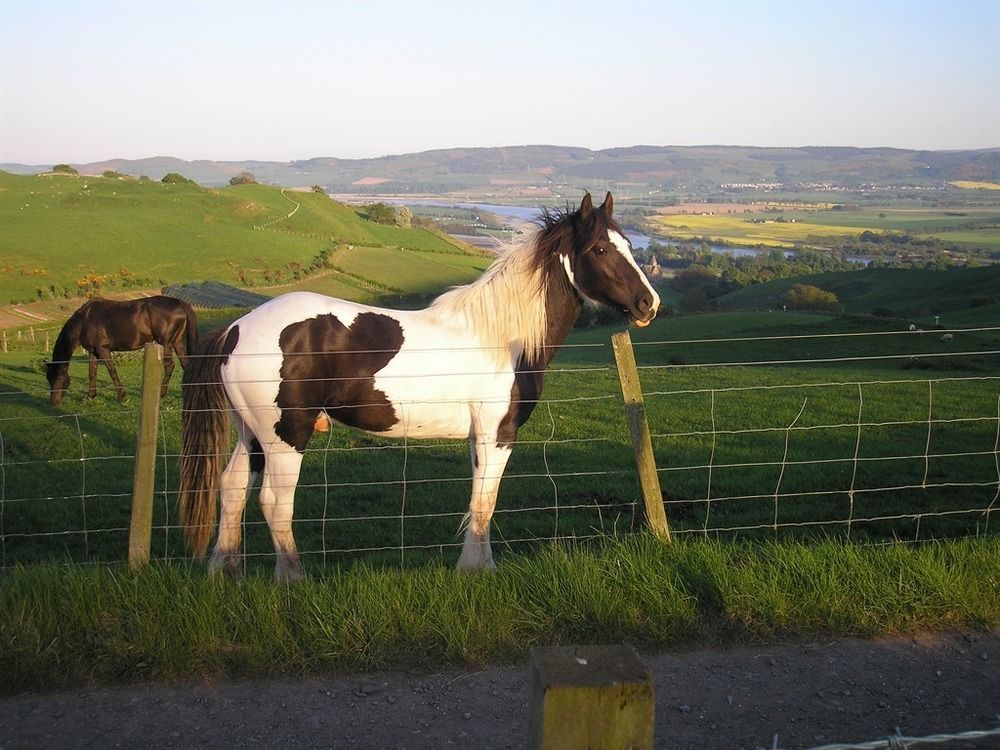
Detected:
left=783, top=283, right=839, bottom=312
left=52, top=164, right=78, bottom=175
left=366, top=202, right=397, bottom=225
left=229, top=171, right=257, bottom=186
left=162, top=172, right=195, bottom=185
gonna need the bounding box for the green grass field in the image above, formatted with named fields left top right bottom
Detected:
left=0, top=171, right=483, bottom=304
left=651, top=206, right=1000, bottom=252
left=715, top=264, right=1000, bottom=325
left=1, top=311, right=997, bottom=572
left=2, top=179, right=999, bottom=689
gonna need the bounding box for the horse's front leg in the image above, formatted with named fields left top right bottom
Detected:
left=457, top=430, right=513, bottom=572
left=87, top=352, right=98, bottom=399
left=96, top=347, right=127, bottom=402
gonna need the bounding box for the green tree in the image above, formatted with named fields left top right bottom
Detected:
left=366, top=202, right=397, bottom=225
left=783, top=283, right=839, bottom=311
left=162, top=172, right=195, bottom=185
left=229, top=171, right=257, bottom=186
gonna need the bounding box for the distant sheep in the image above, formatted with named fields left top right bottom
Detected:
left=940, top=333, right=954, bottom=343
left=909, top=324, right=916, bottom=331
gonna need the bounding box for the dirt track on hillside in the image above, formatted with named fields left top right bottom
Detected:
left=2, top=631, right=998, bottom=750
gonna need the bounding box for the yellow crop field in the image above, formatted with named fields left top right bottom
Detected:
left=949, top=180, right=1000, bottom=191
left=651, top=214, right=870, bottom=247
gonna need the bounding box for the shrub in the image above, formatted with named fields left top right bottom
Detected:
left=229, top=171, right=257, bottom=186
left=162, top=172, right=195, bottom=185
left=783, top=283, right=839, bottom=312
left=366, top=203, right=397, bottom=225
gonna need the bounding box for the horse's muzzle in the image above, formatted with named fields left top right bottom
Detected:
left=631, top=294, right=658, bottom=328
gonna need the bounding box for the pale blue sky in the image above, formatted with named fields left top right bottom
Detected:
left=1, top=0, right=997, bottom=164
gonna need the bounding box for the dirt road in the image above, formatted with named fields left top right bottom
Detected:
left=2, top=631, right=998, bottom=750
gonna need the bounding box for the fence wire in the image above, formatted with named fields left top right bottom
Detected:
left=779, top=723, right=1000, bottom=750
left=0, top=324, right=998, bottom=568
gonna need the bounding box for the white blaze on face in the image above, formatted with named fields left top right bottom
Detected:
left=560, top=253, right=577, bottom=291
left=607, top=229, right=660, bottom=314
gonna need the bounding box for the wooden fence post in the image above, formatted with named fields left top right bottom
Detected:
left=528, top=644, right=654, bottom=750
left=129, top=342, right=163, bottom=568
left=611, top=330, right=671, bottom=541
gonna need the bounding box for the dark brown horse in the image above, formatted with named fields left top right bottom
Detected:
left=46, top=296, right=199, bottom=405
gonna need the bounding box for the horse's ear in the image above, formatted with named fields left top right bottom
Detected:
left=579, top=192, right=593, bottom=221
left=600, top=191, right=614, bottom=217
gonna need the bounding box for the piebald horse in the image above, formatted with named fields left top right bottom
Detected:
left=179, top=192, right=659, bottom=580
left=46, top=295, right=199, bottom=405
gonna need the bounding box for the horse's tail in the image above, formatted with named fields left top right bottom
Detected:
left=183, top=302, right=200, bottom=362
left=178, top=327, right=230, bottom=559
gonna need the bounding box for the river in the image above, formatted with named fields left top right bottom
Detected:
left=332, top=196, right=868, bottom=263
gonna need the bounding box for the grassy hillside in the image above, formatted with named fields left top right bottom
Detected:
left=0, top=171, right=487, bottom=306
left=714, top=265, right=1000, bottom=325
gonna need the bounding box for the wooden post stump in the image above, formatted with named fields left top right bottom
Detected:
left=528, top=644, right=653, bottom=750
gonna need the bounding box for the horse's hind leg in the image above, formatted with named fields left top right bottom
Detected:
left=159, top=345, right=175, bottom=397
left=97, top=346, right=127, bottom=401
left=258, top=444, right=306, bottom=582
left=209, top=414, right=258, bottom=578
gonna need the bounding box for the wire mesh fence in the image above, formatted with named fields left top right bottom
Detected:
left=784, top=724, right=1000, bottom=750
left=1, top=321, right=998, bottom=571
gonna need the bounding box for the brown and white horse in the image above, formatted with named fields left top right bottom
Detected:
left=179, top=192, right=659, bottom=580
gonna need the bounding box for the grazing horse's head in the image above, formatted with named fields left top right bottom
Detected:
left=45, top=361, right=69, bottom=405
left=560, top=192, right=660, bottom=327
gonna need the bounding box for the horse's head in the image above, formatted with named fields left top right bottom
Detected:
left=563, top=192, right=660, bottom=327
left=45, top=360, right=69, bottom=405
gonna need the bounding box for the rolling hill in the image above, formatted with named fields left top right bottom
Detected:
left=0, top=170, right=489, bottom=311
left=715, top=264, right=1000, bottom=325
left=3, top=145, right=998, bottom=195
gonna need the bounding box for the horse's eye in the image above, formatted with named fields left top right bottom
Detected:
left=593, top=245, right=607, bottom=256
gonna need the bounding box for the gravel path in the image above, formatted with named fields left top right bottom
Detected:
left=2, top=631, right=998, bottom=750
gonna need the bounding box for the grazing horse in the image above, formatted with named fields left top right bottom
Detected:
left=46, top=295, right=199, bottom=405
left=179, top=192, right=659, bottom=580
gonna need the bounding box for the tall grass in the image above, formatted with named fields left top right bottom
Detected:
left=2, top=536, right=997, bottom=691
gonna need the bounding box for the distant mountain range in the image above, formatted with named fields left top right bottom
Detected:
left=4, top=145, right=998, bottom=196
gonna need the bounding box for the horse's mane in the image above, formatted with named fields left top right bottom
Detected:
left=427, top=207, right=579, bottom=367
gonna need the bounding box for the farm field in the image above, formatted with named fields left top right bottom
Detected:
left=650, top=205, right=1000, bottom=252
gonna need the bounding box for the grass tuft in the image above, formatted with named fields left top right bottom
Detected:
left=2, top=536, right=997, bottom=692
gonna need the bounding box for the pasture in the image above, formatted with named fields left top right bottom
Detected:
left=716, top=264, right=1000, bottom=325
left=0, top=171, right=481, bottom=304
left=1, top=309, right=999, bottom=688
left=1, top=311, right=997, bottom=570
left=650, top=205, right=1000, bottom=252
